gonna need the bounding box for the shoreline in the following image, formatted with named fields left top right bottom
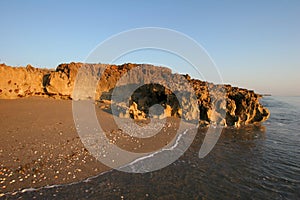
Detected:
left=0, top=97, right=186, bottom=194
left=0, top=97, right=267, bottom=195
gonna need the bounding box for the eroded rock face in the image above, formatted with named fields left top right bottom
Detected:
left=0, top=64, right=50, bottom=99
left=224, top=86, right=270, bottom=126
left=114, top=81, right=269, bottom=127
left=0, top=62, right=270, bottom=127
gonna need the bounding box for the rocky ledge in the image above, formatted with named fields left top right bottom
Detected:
left=0, top=62, right=270, bottom=127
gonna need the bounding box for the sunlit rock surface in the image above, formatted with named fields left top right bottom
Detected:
left=0, top=62, right=270, bottom=126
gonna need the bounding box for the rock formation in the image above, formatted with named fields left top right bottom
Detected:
left=0, top=62, right=270, bottom=127
left=0, top=64, right=51, bottom=99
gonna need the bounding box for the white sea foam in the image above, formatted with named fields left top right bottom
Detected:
left=120, top=129, right=189, bottom=168
left=3, top=169, right=113, bottom=197
left=3, top=129, right=192, bottom=197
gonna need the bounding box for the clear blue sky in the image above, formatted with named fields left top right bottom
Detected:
left=0, top=0, right=299, bottom=96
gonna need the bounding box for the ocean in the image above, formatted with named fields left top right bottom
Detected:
left=4, top=97, right=300, bottom=199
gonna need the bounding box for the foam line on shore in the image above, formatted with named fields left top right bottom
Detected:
left=3, top=128, right=192, bottom=197
left=2, top=169, right=114, bottom=197
left=121, top=128, right=190, bottom=168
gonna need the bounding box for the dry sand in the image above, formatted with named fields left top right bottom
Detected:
left=0, top=97, right=179, bottom=195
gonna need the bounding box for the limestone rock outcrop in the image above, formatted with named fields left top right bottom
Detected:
left=0, top=64, right=51, bottom=99
left=0, top=62, right=270, bottom=127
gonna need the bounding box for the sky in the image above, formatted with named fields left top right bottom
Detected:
left=0, top=0, right=299, bottom=96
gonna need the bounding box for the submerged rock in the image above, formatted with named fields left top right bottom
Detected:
left=0, top=62, right=270, bottom=127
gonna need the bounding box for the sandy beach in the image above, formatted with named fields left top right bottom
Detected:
left=0, top=97, right=182, bottom=195
left=0, top=97, right=110, bottom=194
left=1, top=97, right=299, bottom=199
